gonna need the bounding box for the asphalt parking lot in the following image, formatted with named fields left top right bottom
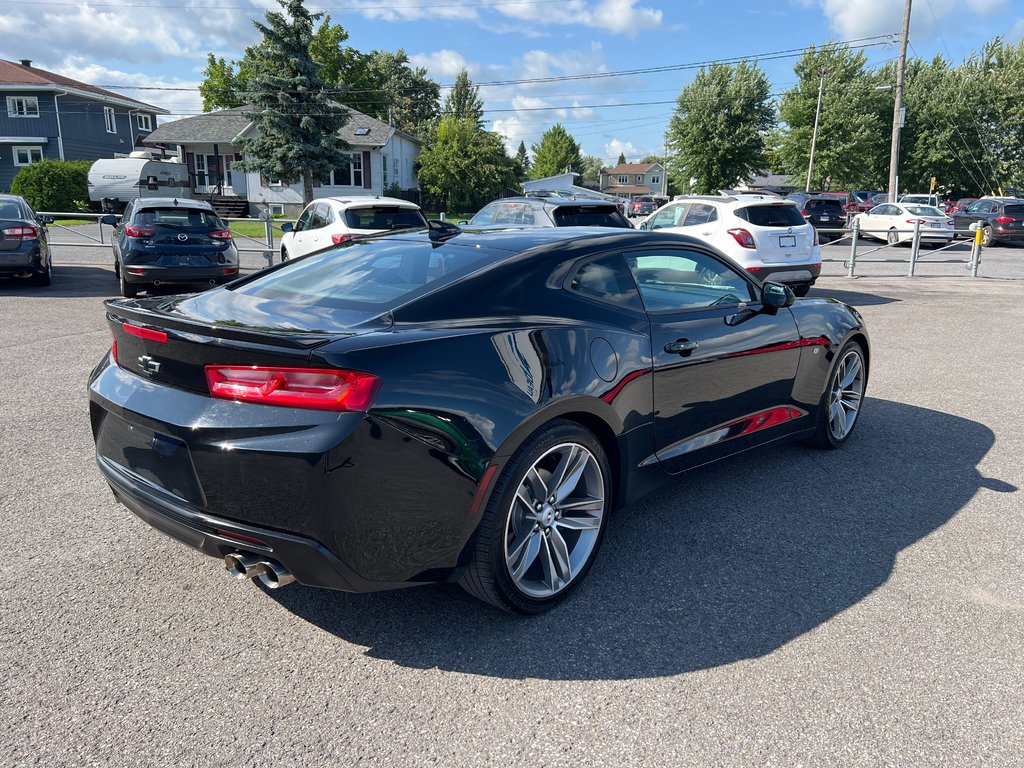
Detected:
left=2, top=240, right=1022, bottom=766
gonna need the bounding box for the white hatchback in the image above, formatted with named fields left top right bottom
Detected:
left=279, top=196, right=427, bottom=261
left=854, top=203, right=954, bottom=246
left=637, top=195, right=821, bottom=295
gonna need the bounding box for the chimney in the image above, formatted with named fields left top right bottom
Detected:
left=20, top=59, right=32, bottom=67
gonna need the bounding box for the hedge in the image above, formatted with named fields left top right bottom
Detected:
left=10, top=159, right=93, bottom=212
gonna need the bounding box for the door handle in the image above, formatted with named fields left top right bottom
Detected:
left=664, top=339, right=699, bottom=354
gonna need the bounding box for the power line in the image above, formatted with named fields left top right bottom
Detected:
left=5, top=0, right=564, bottom=9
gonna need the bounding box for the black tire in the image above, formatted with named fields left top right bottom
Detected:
left=793, top=283, right=811, bottom=298
left=887, top=228, right=900, bottom=246
left=806, top=340, right=866, bottom=450
left=982, top=226, right=994, bottom=247
left=113, top=259, right=120, bottom=278
left=458, top=419, right=612, bottom=614
left=119, top=272, right=138, bottom=298
left=280, top=247, right=289, bottom=262
left=31, top=260, right=51, bottom=287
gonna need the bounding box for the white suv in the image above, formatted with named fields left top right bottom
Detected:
left=279, top=196, right=427, bottom=261
left=637, top=194, right=821, bottom=295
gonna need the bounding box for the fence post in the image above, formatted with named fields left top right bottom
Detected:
left=846, top=218, right=859, bottom=278
left=970, top=221, right=984, bottom=277
left=97, top=216, right=104, bottom=244
left=908, top=218, right=922, bottom=276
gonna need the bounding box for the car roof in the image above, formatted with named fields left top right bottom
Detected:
left=490, top=196, right=618, bottom=208
left=397, top=225, right=691, bottom=253
left=135, top=197, right=215, bottom=210
left=316, top=196, right=421, bottom=209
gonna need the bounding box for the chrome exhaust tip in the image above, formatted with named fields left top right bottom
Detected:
left=208, top=279, right=217, bottom=285
left=254, top=560, right=295, bottom=589
left=223, top=552, right=262, bottom=580
left=152, top=279, right=162, bottom=286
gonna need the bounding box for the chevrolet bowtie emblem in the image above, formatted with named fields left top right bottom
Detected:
left=137, top=355, right=161, bottom=375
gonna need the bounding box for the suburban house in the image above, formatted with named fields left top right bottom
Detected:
left=599, top=162, right=666, bottom=200
left=143, top=105, right=421, bottom=217
left=0, top=58, right=167, bottom=192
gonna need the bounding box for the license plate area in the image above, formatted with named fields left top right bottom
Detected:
left=779, top=235, right=796, bottom=247
left=95, top=412, right=205, bottom=505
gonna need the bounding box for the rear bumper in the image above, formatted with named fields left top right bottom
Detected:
left=0, top=244, right=44, bottom=276
left=121, top=265, right=240, bottom=284
left=993, top=229, right=1024, bottom=241
left=97, top=453, right=425, bottom=592
left=756, top=262, right=822, bottom=286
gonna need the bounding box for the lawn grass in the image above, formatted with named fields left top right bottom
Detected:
left=53, top=218, right=99, bottom=227
left=425, top=212, right=475, bottom=223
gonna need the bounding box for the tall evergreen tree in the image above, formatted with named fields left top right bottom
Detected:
left=237, top=0, right=351, bottom=205
left=514, top=140, right=530, bottom=180
left=444, top=69, right=485, bottom=127
left=617, top=152, right=627, bottom=165
left=665, top=61, right=774, bottom=193
left=530, top=124, right=582, bottom=179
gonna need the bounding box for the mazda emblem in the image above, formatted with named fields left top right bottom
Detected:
left=177, top=233, right=188, bottom=241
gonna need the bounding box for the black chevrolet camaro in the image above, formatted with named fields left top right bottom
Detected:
left=89, top=226, right=869, bottom=613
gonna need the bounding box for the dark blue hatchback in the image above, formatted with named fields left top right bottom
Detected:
left=103, top=197, right=239, bottom=297
left=0, top=194, right=52, bottom=287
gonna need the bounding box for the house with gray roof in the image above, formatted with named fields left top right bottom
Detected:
left=144, top=105, right=421, bottom=217
left=0, top=58, right=167, bottom=192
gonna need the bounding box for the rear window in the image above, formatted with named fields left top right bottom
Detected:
left=135, top=207, right=222, bottom=229
left=734, top=204, right=807, bottom=227
left=805, top=199, right=843, bottom=212
left=230, top=236, right=504, bottom=308
left=1002, top=205, right=1024, bottom=217
left=905, top=206, right=945, bottom=217
left=552, top=206, right=631, bottom=228
left=0, top=200, right=25, bottom=220
left=343, top=206, right=428, bottom=231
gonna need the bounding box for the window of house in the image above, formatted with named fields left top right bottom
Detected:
left=13, top=146, right=43, bottom=166
left=329, top=152, right=363, bottom=186
left=268, top=204, right=285, bottom=216
left=394, top=158, right=399, bottom=183
left=7, top=96, right=39, bottom=118
left=651, top=176, right=660, bottom=185
left=136, top=113, right=153, bottom=131
left=636, top=175, right=643, bottom=183
left=104, top=106, right=116, bottom=133
left=617, top=175, right=628, bottom=184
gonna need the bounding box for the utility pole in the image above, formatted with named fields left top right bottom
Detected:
left=888, top=0, right=912, bottom=202
left=806, top=68, right=825, bottom=193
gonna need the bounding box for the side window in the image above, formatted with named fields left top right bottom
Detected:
left=649, top=203, right=686, bottom=230
left=311, top=204, right=330, bottom=229
left=295, top=205, right=315, bottom=232
left=567, top=254, right=644, bottom=311
left=683, top=203, right=716, bottom=227
left=624, top=249, right=755, bottom=313
left=317, top=203, right=334, bottom=226
left=471, top=203, right=499, bottom=226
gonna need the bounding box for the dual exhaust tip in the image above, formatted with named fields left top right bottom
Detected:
left=223, top=553, right=295, bottom=589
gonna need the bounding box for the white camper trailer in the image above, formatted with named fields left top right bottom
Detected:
left=88, top=152, right=191, bottom=211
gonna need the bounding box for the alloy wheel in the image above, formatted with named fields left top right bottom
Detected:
left=828, top=350, right=864, bottom=441
left=503, top=442, right=606, bottom=599
left=887, top=229, right=899, bottom=246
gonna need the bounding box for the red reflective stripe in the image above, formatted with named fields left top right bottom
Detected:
left=122, top=323, right=168, bottom=343
left=732, top=406, right=805, bottom=437
left=600, top=368, right=651, bottom=404
left=215, top=529, right=268, bottom=546
left=468, top=464, right=500, bottom=517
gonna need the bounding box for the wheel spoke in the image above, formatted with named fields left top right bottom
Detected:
left=830, top=402, right=845, bottom=437
left=552, top=448, right=589, bottom=504
left=515, top=484, right=536, bottom=513
left=508, top=529, right=541, bottom=582
left=539, top=535, right=560, bottom=592
left=555, top=512, right=602, bottom=531
left=839, top=357, right=861, bottom=389
left=547, top=528, right=573, bottom=585
left=525, top=465, right=548, bottom=503
left=557, top=495, right=604, bottom=512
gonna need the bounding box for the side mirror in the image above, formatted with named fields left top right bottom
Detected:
left=100, top=214, right=117, bottom=226
left=279, top=222, right=293, bottom=233
left=762, top=281, right=795, bottom=310
left=458, top=220, right=469, bottom=226
left=639, top=220, right=650, bottom=231
left=37, top=214, right=54, bottom=224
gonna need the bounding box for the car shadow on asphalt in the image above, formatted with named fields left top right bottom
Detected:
left=0, top=265, right=118, bottom=299
left=807, top=287, right=900, bottom=306
left=265, top=398, right=1015, bottom=681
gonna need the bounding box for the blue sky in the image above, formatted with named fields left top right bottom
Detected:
left=2, top=0, right=1021, bottom=162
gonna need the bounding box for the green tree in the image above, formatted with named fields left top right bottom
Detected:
left=417, top=117, right=517, bottom=211
left=665, top=61, right=774, bottom=193
left=978, top=37, right=1024, bottom=194
left=776, top=44, right=890, bottom=190
left=199, top=54, right=245, bottom=111
left=640, top=154, right=662, bottom=164
left=444, top=69, right=484, bottom=127
left=237, top=0, right=351, bottom=204
left=579, top=155, right=603, bottom=186
left=529, top=124, right=582, bottom=179
left=10, top=159, right=91, bottom=211
left=616, top=152, right=627, bottom=165
left=514, top=140, right=530, bottom=180
left=307, top=14, right=350, bottom=86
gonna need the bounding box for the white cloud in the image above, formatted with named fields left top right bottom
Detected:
left=56, top=58, right=202, bottom=118
left=604, top=139, right=638, bottom=163
left=812, top=0, right=1005, bottom=40
left=408, top=50, right=477, bottom=79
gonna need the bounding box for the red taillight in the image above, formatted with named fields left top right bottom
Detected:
left=947, top=220, right=954, bottom=226
left=812, top=228, right=820, bottom=246
left=124, top=224, right=156, bottom=238
left=331, top=233, right=358, bottom=245
left=122, top=322, right=168, bottom=343
left=996, top=216, right=1015, bottom=224
left=127, top=267, right=144, bottom=275
left=205, top=366, right=381, bottom=411
left=111, top=335, right=118, bottom=364
left=727, top=228, right=756, bottom=249
left=223, top=267, right=238, bottom=275
left=800, top=209, right=810, bottom=217
left=3, top=225, right=38, bottom=239
left=209, top=229, right=233, bottom=239
left=745, top=266, right=763, bottom=273
left=905, top=219, right=926, bottom=224
left=215, top=529, right=268, bottom=546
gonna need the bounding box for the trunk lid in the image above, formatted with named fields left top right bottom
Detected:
left=738, top=203, right=815, bottom=263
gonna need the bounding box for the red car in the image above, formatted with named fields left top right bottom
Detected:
left=945, top=198, right=977, bottom=214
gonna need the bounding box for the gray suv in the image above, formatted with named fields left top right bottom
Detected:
left=465, top=196, right=632, bottom=229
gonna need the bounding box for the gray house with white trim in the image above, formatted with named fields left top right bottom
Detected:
left=0, top=58, right=167, bottom=192
left=144, top=105, right=421, bottom=217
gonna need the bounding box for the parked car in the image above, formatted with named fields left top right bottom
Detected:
left=785, top=191, right=818, bottom=209
left=101, top=197, right=238, bottom=298
left=951, top=198, right=1024, bottom=245
left=820, top=192, right=856, bottom=218
left=0, top=194, right=53, bottom=287
left=898, top=194, right=941, bottom=207
left=944, top=198, right=977, bottom=215
left=636, top=194, right=821, bottom=296
left=279, top=196, right=427, bottom=261
left=629, top=195, right=657, bottom=218
left=89, top=226, right=869, bottom=613
left=870, top=193, right=890, bottom=205
left=853, top=202, right=954, bottom=246
left=801, top=197, right=847, bottom=243
left=851, top=191, right=880, bottom=212
left=465, top=196, right=632, bottom=229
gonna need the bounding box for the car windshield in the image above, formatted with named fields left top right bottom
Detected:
left=552, top=206, right=631, bottom=227
left=135, top=207, right=222, bottom=230
left=905, top=206, right=945, bottom=217
left=229, top=236, right=505, bottom=309
left=735, top=204, right=807, bottom=227
left=343, top=206, right=428, bottom=231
